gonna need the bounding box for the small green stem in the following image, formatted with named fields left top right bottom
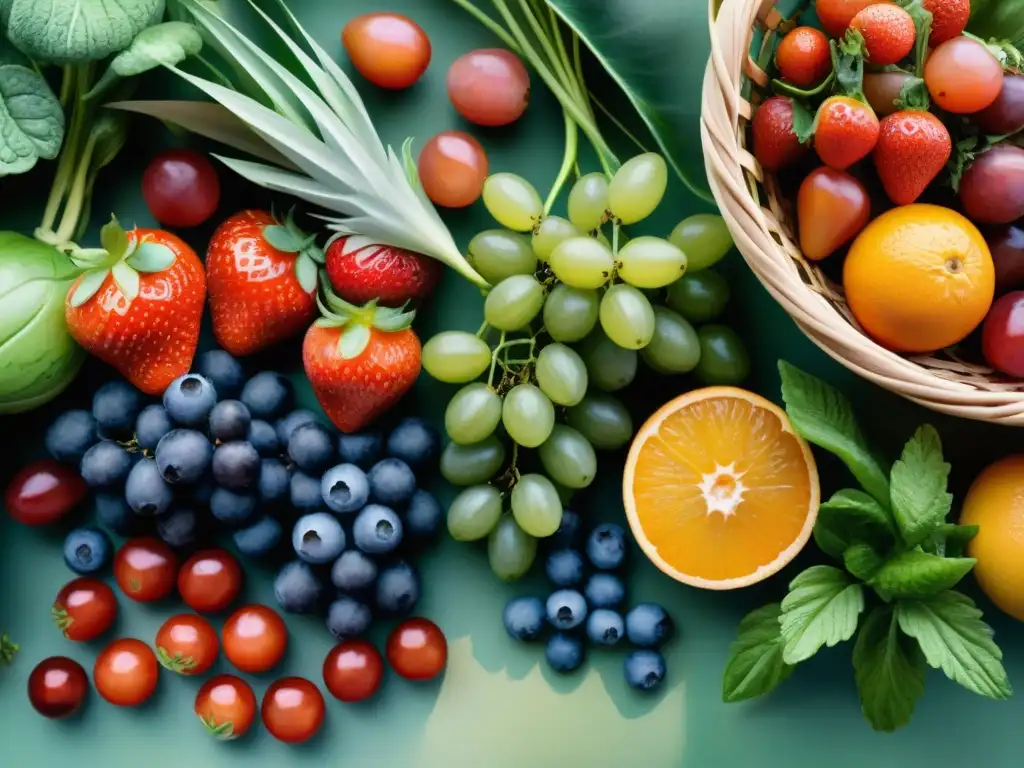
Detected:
left=488, top=331, right=507, bottom=388
left=612, top=221, right=620, bottom=255
left=548, top=7, right=585, bottom=105
left=544, top=110, right=578, bottom=214
left=53, top=132, right=99, bottom=246
left=476, top=320, right=490, bottom=337
left=450, top=0, right=521, bottom=51
left=59, top=65, right=74, bottom=108
left=517, top=0, right=575, bottom=94
left=195, top=54, right=236, bottom=89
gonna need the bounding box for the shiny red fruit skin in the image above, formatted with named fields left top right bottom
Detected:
left=418, top=131, right=488, bottom=208
left=386, top=618, right=448, bottom=681
left=960, top=145, right=1024, bottom=225
left=5, top=460, right=86, bottom=526
left=178, top=549, right=243, bottom=614
left=447, top=48, right=530, bottom=126
left=94, top=638, right=159, bottom=707
left=156, top=614, right=220, bottom=676
left=222, top=605, right=288, bottom=674
left=53, top=577, right=118, bottom=642
left=983, top=291, right=1024, bottom=377
left=342, top=12, right=431, bottom=90
left=989, top=224, right=1024, bottom=295
left=28, top=657, right=89, bottom=718
left=195, top=675, right=258, bottom=740
left=325, top=236, right=442, bottom=307
left=322, top=640, right=384, bottom=703
left=114, top=538, right=178, bottom=603
left=751, top=96, right=807, bottom=173
left=261, top=677, right=326, bottom=744
left=142, top=149, right=221, bottom=228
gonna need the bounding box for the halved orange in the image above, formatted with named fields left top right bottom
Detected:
left=623, top=387, right=819, bottom=590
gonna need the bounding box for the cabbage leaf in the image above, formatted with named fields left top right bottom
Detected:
left=0, top=64, right=64, bottom=176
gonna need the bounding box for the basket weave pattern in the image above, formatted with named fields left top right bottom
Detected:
left=701, top=0, right=1024, bottom=425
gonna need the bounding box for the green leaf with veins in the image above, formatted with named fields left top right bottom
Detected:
left=0, top=64, right=64, bottom=177
left=88, top=22, right=203, bottom=100
left=853, top=606, right=926, bottom=732
left=814, top=488, right=895, bottom=559
left=843, top=542, right=885, bottom=582
left=870, top=550, right=975, bottom=600
left=923, top=523, right=979, bottom=558
left=780, top=566, right=865, bottom=664
left=889, top=425, right=952, bottom=547
left=721, top=603, right=795, bottom=702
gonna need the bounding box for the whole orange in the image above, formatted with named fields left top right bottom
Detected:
left=843, top=204, right=994, bottom=353
left=959, top=455, right=1024, bottom=622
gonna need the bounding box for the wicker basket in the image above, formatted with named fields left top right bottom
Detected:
left=701, top=0, right=1024, bottom=425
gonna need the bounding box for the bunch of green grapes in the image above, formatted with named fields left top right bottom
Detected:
left=421, top=152, right=746, bottom=582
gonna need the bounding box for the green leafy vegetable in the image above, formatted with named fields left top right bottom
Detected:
left=923, top=523, right=979, bottom=558
left=780, top=566, right=864, bottom=664
left=0, top=64, right=65, bottom=176
left=889, top=425, right=952, bottom=546
left=843, top=543, right=885, bottom=582
left=852, top=606, right=925, bottom=732
left=721, top=604, right=794, bottom=702
left=870, top=550, right=975, bottom=600
left=814, top=488, right=894, bottom=559
left=968, top=1, right=1024, bottom=52
left=88, top=21, right=203, bottom=99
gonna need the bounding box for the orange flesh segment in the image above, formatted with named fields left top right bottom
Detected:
left=631, top=396, right=814, bottom=582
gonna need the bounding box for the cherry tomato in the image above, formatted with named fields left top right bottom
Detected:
left=155, top=614, right=219, bottom=676
left=418, top=131, right=488, bottom=208
left=342, top=12, right=431, bottom=90
left=113, top=537, right=178, bottom=602
left=5, top=460, right=86, bottom=526
left=322, top=640, right=384, bottom=703
left=94, top=638, right=159, bottom=707
left=775, top=27, right=831, bottom=89
left=447, top=49, right=530, bottom=127
left=796, top=167, right=871, bottom=261
left=262, top=677, right=325, bottom=744
left=142, top=148, right=221, bottom=228
left=178, top=549, right=242, bottom=614
left=53, top=577, right=118, bottom=642
left=924, top=36, right=1003, bottom=115
left=195, top=674, right=258, bottom=740
left=386, top=617, right=447, bottom=681
left=983, top=291, right=1024, bottom=377
left=863, top=72, right=912, bottom=117
left=28, top=656, right=89, bottom=718
left=222, top=604, right=288, bottom=674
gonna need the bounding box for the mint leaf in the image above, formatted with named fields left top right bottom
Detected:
left=853, top=606, right=926, bottom=732
left=722, top=603, right=795, bottom=702
left=923, top=523, right=979, bottom=558
left=870, top=550, right=975, bottom=600
left=844, top=542, right=885, bottom=581
left=896, top=591, right=1011, bottom=699
left=814, top=488, right=895, bottom=559
left=780, top=566, right=865, bottom=664
left=778, top=362, right=890, bottom=509
left=889, top=425, right=952, bottom=547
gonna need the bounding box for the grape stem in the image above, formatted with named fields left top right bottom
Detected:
left=476, top=320, right=490, bottom=338
left=488, top=331, right=507, bottom=388
left=612, top=221, right=621, bottom=255
left=544, top=110, right=578, bottom=215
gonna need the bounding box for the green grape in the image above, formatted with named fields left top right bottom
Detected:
left=599, top=284, right=656, bottom=350
left=488, top=514, right=538, bottom=581
left=543, top=284, right=599, bottom=343
left=669, top=214, right=734, bottom=272
left=608, top=153, right=667, bottom=225
left=695, top=325, right=751, bottom=385
left=666, top=269, right=731, bottom=322
left=510, top=473, right=563, bottom=537
left=535, top=343, right=588, bottom=406
left=549, top=236, right=614, bottom=289
left=538, top=425, right=597, bottom=489
left=566, top=393, right=633, bottom=450
left=482, top=173, right=543, bottom=232
left=445, top=383, right=502, bottom=445
left=447, top=484, right=503, bottom=541
left=567, top=172, right=609, bottom=232
left=468, top=229, right=538, bottom=284
left=484, top=274, right=545, bottom=331
left=617, top=236, right=687, bottom=289
left=422, top=331, right=492, bottom=384
left=532, top=216, right=582, bottom=262
left=440, top=436, right=507, bottom=486
left=502, top=383, right=555, bottom=447
left=580, top=329, right=638, bottom=392
left=641, top=307, right=701, bottom=374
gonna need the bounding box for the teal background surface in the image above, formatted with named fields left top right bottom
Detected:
left=1, top=1, right=1022, bottom=766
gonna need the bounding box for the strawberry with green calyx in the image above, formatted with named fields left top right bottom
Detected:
left=65, top=217, right=206, bottom=395
left=847, top=5, right=916, bottom=66
left=303, top=278, right=422, bottom=434
left=812, top=95, right=880, bottom=169
left=325, top=234, right=442, bottom=308
left=751, top=96, right=811, bottom=172
left=873, top=110, right=952, bottom=204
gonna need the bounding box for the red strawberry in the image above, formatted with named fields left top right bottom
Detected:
left=206, top=210, right=319, bottom=356
left=751, top=96, right=809, bottom=173
left=304, top=289, right=422, bottom=433
left=325, top=235, right=442, bottom=307
left=848, top=4, right=915, bottom=66
left=873, top=110, right=952, bottom=205
left=65, top=219, right=205, bottom=395
left=814, top=95, right=880, bottom=170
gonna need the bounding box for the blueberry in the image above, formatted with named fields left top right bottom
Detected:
left=586, top=523, right=627, bottom=570
left=135, top=406, right=173, bottom=452
left=624, top=650, right=666, bottom=692
left=274, top=559, right=325, bottom=614
left=247, top=419, right=280, bottom=458
left=625, top=604, right=674, bottom=649
left=210, top=487, right=258, bottom=527
left=352, top=504, right=404, bottom=555
left=209, top=400, right=251, bottom=442
left=326, top=596, right=373, bottom=640
left=375, top=561, right=420, bottom=616
left=258, top=459, right=291, bottom=504
left=288, top=422, right=335, bottom=474
left=63, top=527, right=111, bottom=574
left=192, top=476, right=216, bottom=506
left=276, top=409, right=318, bottom=447
left=46, top=410, right=98, bottom=463
left=290, top=471, right=323, bottom=512
left=125, top=458, right=174, bottom=517
left=545, top=549, right=585, bottom=588
left=367, top=458, right=417, bottom=506
left=545, top=632, right=584, bottom=674
left=546, top=589, right=588, bottom=630
left=320, top=464, right=369, bottom=515
left=586, top=609, right=625, bottom=647
left=157, top=508, right=199, bottom=549
left=546, top=509, right=583, bottom=550
left=331, top=550, right=378, bottom=593
left=155, top=429, right=213, bottom=484
left=386, top=418, right=440, bottom=470
left=92, top=380, right=142, bottom=438
left=80, top=441, right=133, bottom=489
left=337, top=431, right=382, bottom=469
left=584, top=573, right=625, bottom=609
left=404, top=489, right=441, bottom=540
left=503, top=596, right=546, bottom=642
left=163, top=374, right=218, bottom=427
left=196, top=350, right=245, bottom=398
left=95, top=493, right=142, bottom=536
left=292, top=512, right=347, bottom=565
left=212, top=441, right=261, bottom=490
left=234, top=516, right=283, bottom=558
left=241, top=372, right=293, bottom=420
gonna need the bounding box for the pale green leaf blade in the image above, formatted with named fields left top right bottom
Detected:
left=889, top=425, right=952, bottom=546
left=70, top=268, right=110, bottom=308
left=110, top=21, right=203, bottom=79
left=261, top=225, right=302, bottom=253
left=126, top=242, right=177, bottom=273
left=294, top=253, right=318, bottom=294
left=0, top=64, right=65, bottom=176
left=870, top=550, right=975, bottom=600
left=337, top=324, right=371, bottom=359
left=722, top=603, right=795, bottom=702
left=100, top=218, right=129, bottom=260
left=780, top=565, right=865, bottom=664
left=111, top=261, right=139, bottom=302
left=814, top=487, right=896, bottom=559
left=852, top=606, right=926, bottom=732
left=213, top=155, right=371, bottom=214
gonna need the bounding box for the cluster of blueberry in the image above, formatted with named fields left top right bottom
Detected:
left=45, top=348, right=444, bottom=641
left=502, top=515, right=673, bottom=692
